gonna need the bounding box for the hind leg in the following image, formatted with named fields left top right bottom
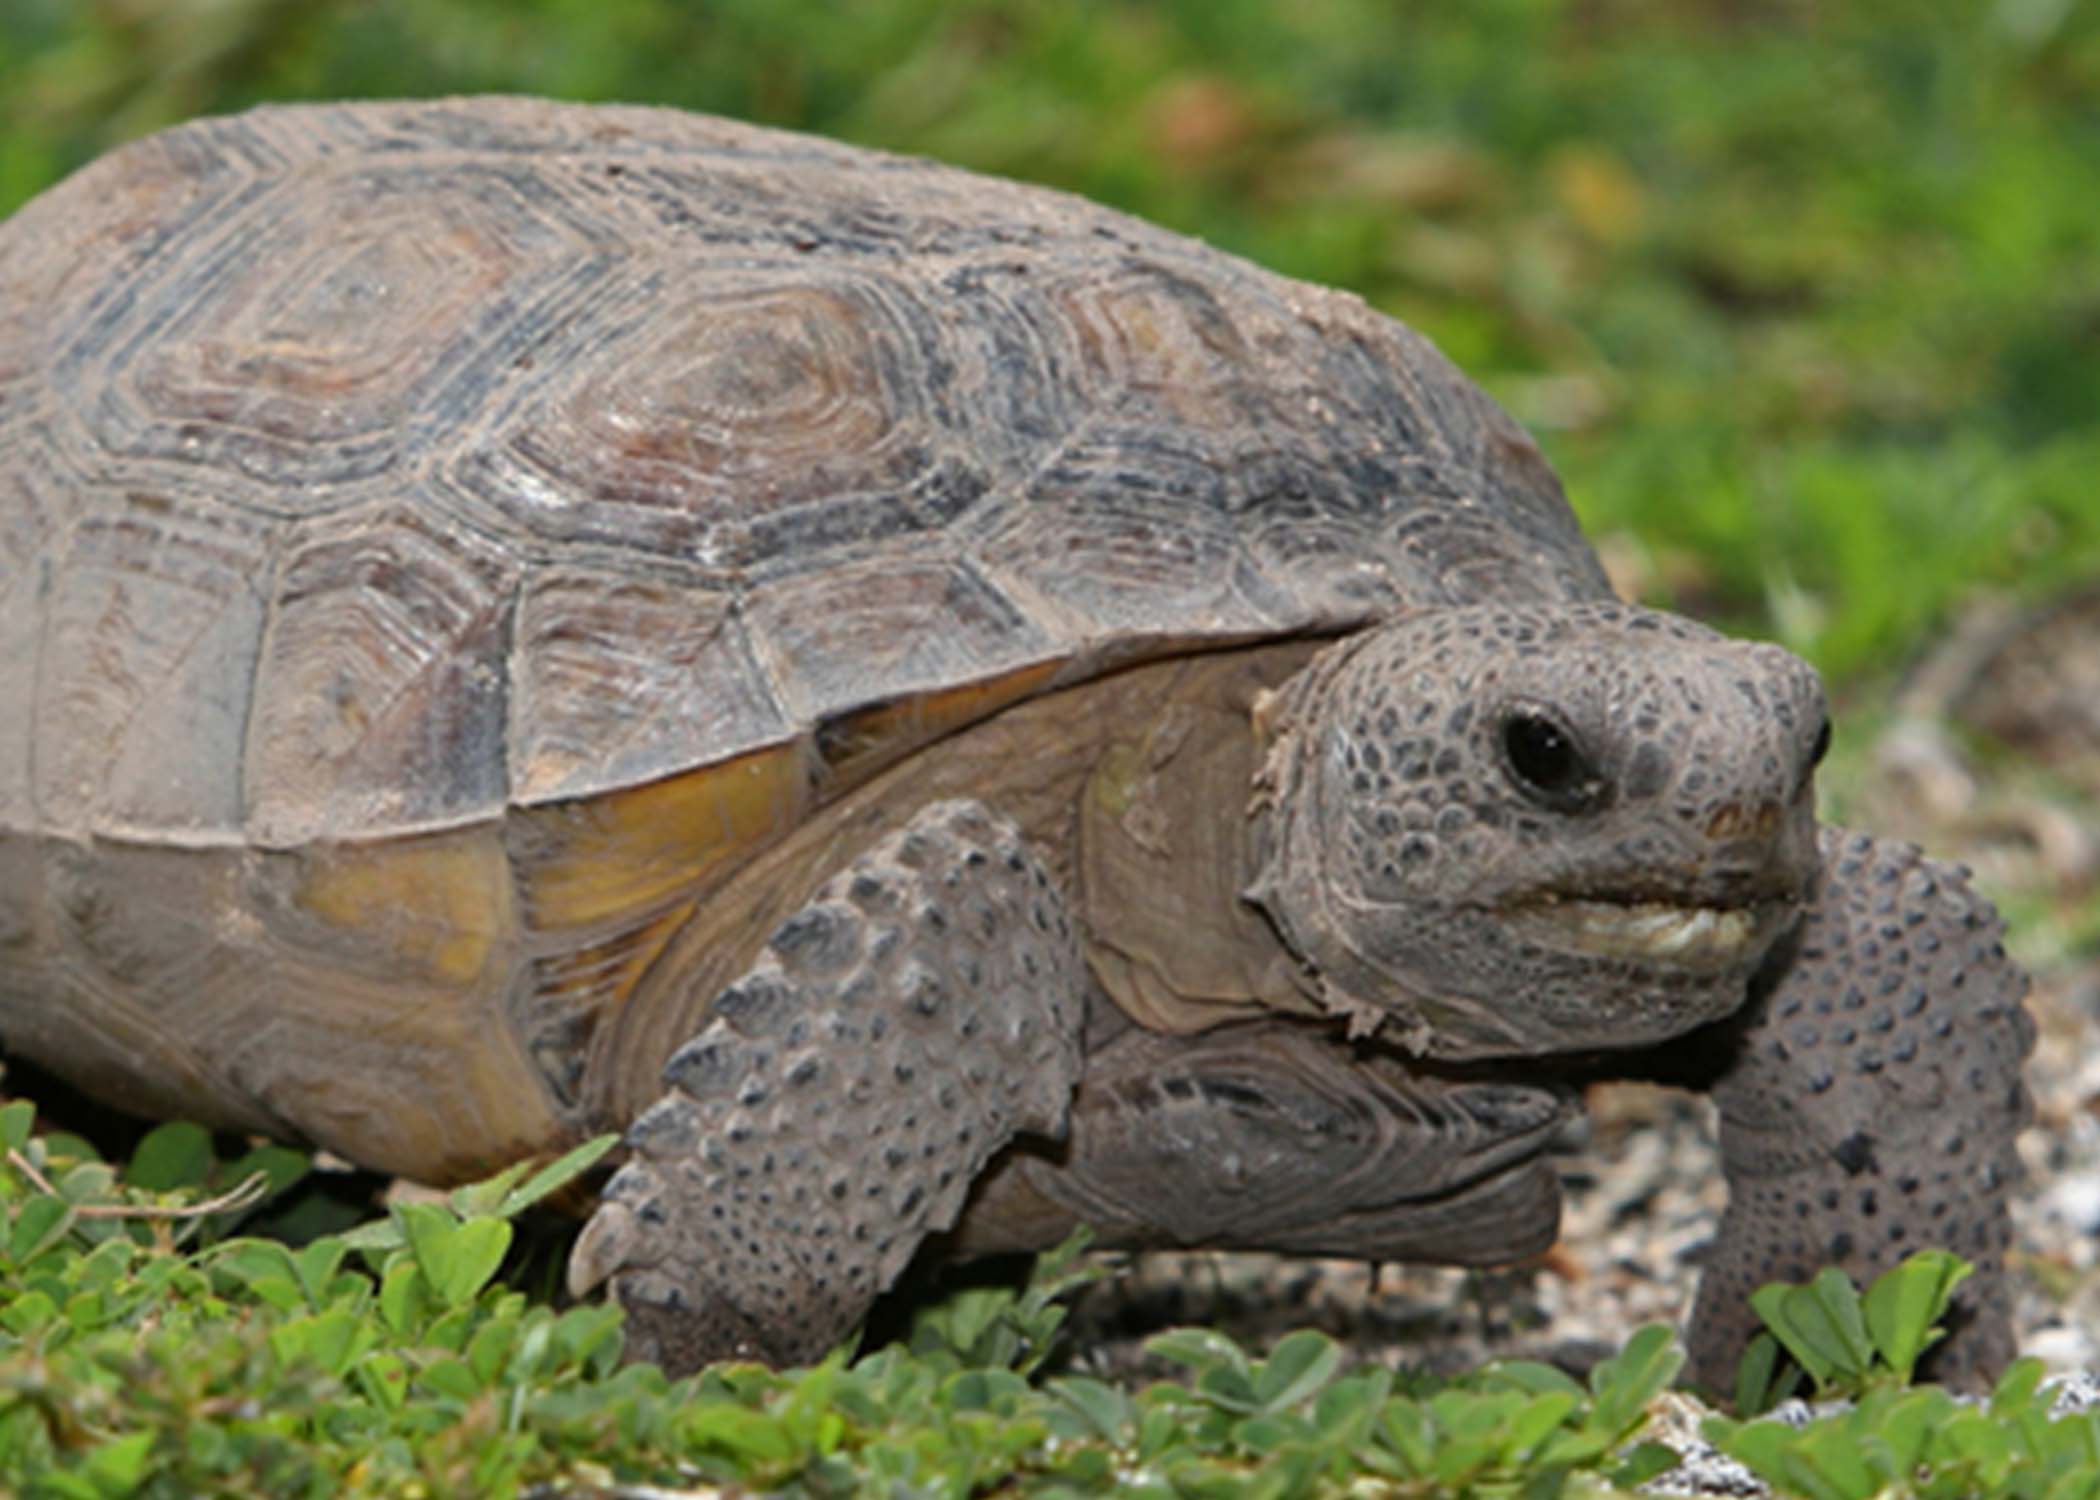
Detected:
left=569, top=799, right=1088, bottom=1371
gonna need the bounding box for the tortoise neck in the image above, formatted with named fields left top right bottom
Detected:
left=1073, top=643, right=1329, bottom=1034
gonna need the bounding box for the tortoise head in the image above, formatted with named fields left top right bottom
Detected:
left=1246, top=601, right=1827, bottom=1059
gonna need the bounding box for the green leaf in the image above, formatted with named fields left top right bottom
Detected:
left=379, top=1260, right=431, bottom=1333
left=1721, top=1418, right=1808, bottom=1489
left=1311, top=1367, right=1389, bottom=1443
left=1501, top=1390, right=1580, bottom=1462
left=211, top=1239, right=305, bottom=1312
left=305, top=1305, right=378, bottom=1377
left=1861, top=1249, right=1972, bottom=1380
left=1611, top=1440, right=1684, bottom=1488
left=1990, top=1357, right=2048, bottom=1418
left=56, top=1160, right=116, bottom=1203
left=1049, top=1376, right=1133, bottom=1443
left=1, top=1098, right=35, bottom=1154
left=419, top=1354, right=484, bottom=1401
left=355, top=1351, right=409, bottom=1415
left=683, top=1404, right=800, bottom=1465
left=7, top=1193, right=73, bottom=1267
left=1937, top=1407, right=2015, bottom=1480
left=1136, top=1401, right=1184, bottom=1462
left=124, top=1122, right=213, bottom=1192
left=493, top=1133, right=621, bottom=1217
left=467, top=1317, right=519, bottom=1386
left=1, top=1288, right=56, bottom=1335
left=445, top=1158, right=537, bottom=1219
left=1146, top=1327, right=1252, bottom=1381
left=398, top=1201, right=511, bottom=1309
left=1751, top=1268, right=1877, bottom=1394
left=79, top=1430, right=156, bottom=1498
left=1790, top=1417, right=1883, bottom=1500
left=1587, top=1322, right=1683, bottom=1436
left=1252, top=1330, right=1341, bottom=1414
left=1193, top=1361, right=1261, bottom=1414
left=1866, top=1388, right=1940, bottom=1476
left=1376, top=1401, right=1437, bottom=1476
left=1735, top=1330, right=1801, bottom=1416
left=1487, top=1359, right=1585, bottom=1398
left=293, top=1238, right=347, bottom=1307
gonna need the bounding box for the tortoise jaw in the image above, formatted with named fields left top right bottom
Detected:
left=1503, top=892, right=1795, bottom=973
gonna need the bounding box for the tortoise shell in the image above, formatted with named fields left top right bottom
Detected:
left=0, top=98, right=1607, bottom=1180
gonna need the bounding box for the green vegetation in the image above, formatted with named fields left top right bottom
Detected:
left=1707, top=1257, right=2100, bottom=1500
left=1733, top=1249, right=1977, bottom=1413
left=3, top=0, right=2097, bottom=684
left=7, top=1108, right=2100, bottom=1498
left=0, top=1106, right=1681, bottom=1496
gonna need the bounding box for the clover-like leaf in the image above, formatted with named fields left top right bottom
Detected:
left=0, top=1098, right=34, bottom=1156
left=397, top=1202, right=512, bottom=1309
left=1587, top=1322, right=1683, bottom=1437
left=7, top=1193, right=73, bottom=1268
left=1750, top=1267, right=1876, bottom=1394
left=124, top=1121, right=213, bottom=1192
left=1861, top=1249, right=1971, bottom=1381
left=1146, top=1327, right=1253, bottom=1382
left=1252, top=1329, right=1341, bottom=1414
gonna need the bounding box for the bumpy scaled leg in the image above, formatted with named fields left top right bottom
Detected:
left=569, top=799, right=1087, bottom=1372
left=967, top=1019, right=1577, bottom=1265
left=1686, top=828, right=2034, bottom=1394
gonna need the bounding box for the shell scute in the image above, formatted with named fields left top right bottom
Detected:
left=509, top=563, right=787, bottom=806
left=60, top=160, right=614, bottom=507
left=32, top=482, right=277, bottom=837
left=246, top=501, right=514, bottom=846
left=442, top=272, right=947, bottom=566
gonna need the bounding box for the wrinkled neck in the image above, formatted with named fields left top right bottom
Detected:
left=1242, top=632, right=1528, bottom=1056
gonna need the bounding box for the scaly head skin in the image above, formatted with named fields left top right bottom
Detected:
left=1248, top=602, right=1831, bottom=1057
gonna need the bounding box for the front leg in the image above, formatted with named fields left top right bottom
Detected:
left=569, top=800, right=1087, bottom=1372
left=962, top=1019, right=1577, bottom=1267
left=1687, top=827, right=2034, bottom=1394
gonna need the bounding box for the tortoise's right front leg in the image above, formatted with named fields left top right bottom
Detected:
left=569, top=799, right=1087, bottom=1372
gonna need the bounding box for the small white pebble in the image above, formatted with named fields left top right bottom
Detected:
left=2039, top=1163, right=2100, bottom=1233
left=2024, top=1324, right=2100, bottom=1372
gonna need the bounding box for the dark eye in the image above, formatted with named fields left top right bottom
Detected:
left=1500, top=708, right=1604, bottom=811
left=1808, top=717, right=1833, bottom=769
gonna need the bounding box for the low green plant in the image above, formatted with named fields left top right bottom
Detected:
left=4, top=1099, right=1698, bottom=1497
left=15, top=1103, right=2100, bottom=1499
left=1733, top=1248, right=1977, bottom=1413
left=1711, top=1252, right=2100, bottom=1500
left=1709, top=1364, right=2100, bottom=1500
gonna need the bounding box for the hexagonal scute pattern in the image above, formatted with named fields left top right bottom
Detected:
left=62, top=161, right=609, bottom=503
left=0, top=96, right=1605, bottom=846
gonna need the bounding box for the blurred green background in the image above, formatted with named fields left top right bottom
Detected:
left=3, top=0, right=2097, bottom=687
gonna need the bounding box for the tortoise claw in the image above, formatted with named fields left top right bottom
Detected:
left=565, top=1196, right=637, bottom=1301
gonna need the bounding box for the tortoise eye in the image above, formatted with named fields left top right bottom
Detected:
left=1500, top=708, right=1604, bottom=812
left=1808, top=716, right=1833, bottom=769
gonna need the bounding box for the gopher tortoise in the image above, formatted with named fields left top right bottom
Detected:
left=0, top=98, right=2032, bottom=1389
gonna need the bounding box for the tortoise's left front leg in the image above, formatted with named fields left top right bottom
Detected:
left=568, top=800, right=1087, bottom=1372
left=1686, top=827, right=2034, bottom=1394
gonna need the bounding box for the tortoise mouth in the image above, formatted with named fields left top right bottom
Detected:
left=1502, top=891, right=1796, bottom=972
